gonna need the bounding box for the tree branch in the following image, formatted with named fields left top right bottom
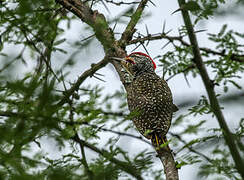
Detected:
left=0, top=110, right=24, bottom=118
left=104, top=0, right=140, bottom=6
left=109, top=0, right=151, bottom=90
left=177, top=0, right=244, bottom=178
left=55, top=0, right=129, bottom=105
left=79, top=142, right=93, bottom=180
left=83, top=122, right=153, bottom=146
left=119, top=0, right=149, bottom=47
left=55, top=1, right=180, bottom=179
left=129, top=33, right=244, bottom=63
left=68, top=96, right=94, bottom=179
left=60, top=119, right=153, bottom=146
left=72, top=134, right=144, bottom=180
left=170, top=132, right=242, bottom=178
left=56, top=56, right=110, bottom=106
left=55, top=0, right=115, bottom=51
left=169, top=133, right=211, bottom=162
left=156, top=146, right=179, bottom=180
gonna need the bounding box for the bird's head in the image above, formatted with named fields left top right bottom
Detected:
left=112, top=52, right=156, bottom=77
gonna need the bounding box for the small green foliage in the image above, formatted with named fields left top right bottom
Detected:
left=143, top=129, right=153, bottom=137
left=159, top=44, right=196, bottom=80
left=190, top=0, right=226, bottom=23
left=62, top=125, right=76, bottom=139
left=159, top=139, right=171, bottom=148
left=182, top=1, right=201, bottom=12
left=175, top=160, right=187, bottom=169
left=133, top=151, right=154, bottom=174
left=205, top=25, right=244, bottom=92
left=198, top=146, right=240, bottom=179
left=189, top=96, right=212, bottom=116
left=89, top=157, right=119, bottom=180
left=172, top=114, right=188, bottom=126
left=182, top=120, right=206, bottom=134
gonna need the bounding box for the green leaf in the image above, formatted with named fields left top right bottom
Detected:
left=54, top=38, right=66, bottom=46
left=228, top=80, right=242, bottom=89
left=223, top=86, right=228, bottom=92
left=218, top=24, right=227, bottom=37
left=176, top=161, right=187, bottom=169
left=181, top=1, right=201, bottom=12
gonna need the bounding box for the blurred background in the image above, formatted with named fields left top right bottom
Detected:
left=1, top=0, right=244, bottom=179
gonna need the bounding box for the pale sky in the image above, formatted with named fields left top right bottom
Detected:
left=2, top=0, right=243, bottom=179
left=54, top=1, right=244, bottom=179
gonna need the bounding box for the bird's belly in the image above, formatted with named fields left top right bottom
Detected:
left=128, top=95, right=172, bottom=139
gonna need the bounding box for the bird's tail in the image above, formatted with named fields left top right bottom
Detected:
left=151, top=133, right=179, bottom=179
left=151, top=132, right=171, bottom=153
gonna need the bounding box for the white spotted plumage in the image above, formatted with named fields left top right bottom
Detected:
left=124, top=52, right=178, bottom=140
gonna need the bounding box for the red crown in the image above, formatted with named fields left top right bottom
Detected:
left=127, top=52, right=156, bottom=69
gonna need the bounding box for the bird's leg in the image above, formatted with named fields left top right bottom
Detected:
left=161, top=136, right=166, bottom=144
left=151, top=133, right=161, bottom=151
left=155, top=133, right=160, bottom=147
left=152, top=133, right=171, bottom=152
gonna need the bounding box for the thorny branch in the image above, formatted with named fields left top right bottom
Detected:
left=55, top=0, right=120, bottom=52
left=64, top=121, right=153, bottom=146
left=119, top=0, right=149, bottom=47
left=169, top=133, right=211, bottom=162
left=18, top=26, right=60, bottom=81
left=55, top=0, right=179, bottom=179
left=56, top=0, right=152, bottom=104
left=96, top=126, right=152, bottom=146
left=170, top=132, right=241, bottom=177
left=72, top=134, right=144, bottom=180
left=67, top=97, right=94, bottom=180
left=56, top=56, right=111, bottom=106
left=55, top=0, right=126, bottom=103
left=79, top=142, right=93, bottom=180
left=129, top=33, right=244, bottom=63
left=178, top=0, right=244, bottom=178
left=104, top=0, right=140, bottom=6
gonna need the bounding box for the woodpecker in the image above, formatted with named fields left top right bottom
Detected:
left=113, top=52, right=178, bottom=148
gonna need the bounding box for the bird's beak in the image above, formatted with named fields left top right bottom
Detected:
left=111, top=57, right=135, bottom=64
left=111, top=57, right=135, bottom=76
left=111, top=57, right=128, bottom=71
left=111, top=57, right=126, bottom=62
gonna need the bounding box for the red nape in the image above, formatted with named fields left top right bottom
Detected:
left=127, top=52, right=156, bottom=69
